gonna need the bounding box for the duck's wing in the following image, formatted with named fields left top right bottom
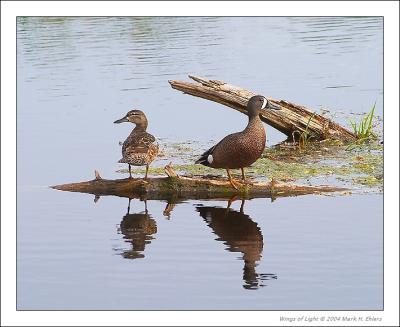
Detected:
left=120, top=133, right=159, bottom=165
left=195, top=132, right=240, bottom=166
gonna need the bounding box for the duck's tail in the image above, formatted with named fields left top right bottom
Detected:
left=195, top=145, right=216, bottom=166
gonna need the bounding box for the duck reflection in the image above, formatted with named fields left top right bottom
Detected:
left=118, top=199, right=157, bottom=259
left=196, top=199, right=276, bottom=289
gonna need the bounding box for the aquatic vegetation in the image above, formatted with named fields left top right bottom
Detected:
left=118, top=109, right=383, bottom=193
left=292, top=112, right=316, bottom=149
left=352, top=176, right=382, bottom=187
left=119, top=140, right=383, bottom=193
left=349, top=103, right=377, bottom=140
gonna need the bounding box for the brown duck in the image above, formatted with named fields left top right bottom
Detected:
left=114, top=110, right=159, bottom=179
left=195, top=95, right=281, bottom=189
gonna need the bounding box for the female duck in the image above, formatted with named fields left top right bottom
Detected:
left=196, top=95, right=281, bottom=189
left=114, top=110, right=159, bottom=179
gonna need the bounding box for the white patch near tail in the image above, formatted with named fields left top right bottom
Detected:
left=261, top=97, right=267, bottom=109
left=207, top=154, right=213, bottom=164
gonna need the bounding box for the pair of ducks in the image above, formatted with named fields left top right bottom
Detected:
left=114, top=95, right=281, bottom=189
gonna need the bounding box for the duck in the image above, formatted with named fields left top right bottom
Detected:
left=114, top=110, right=159, bottom=179
left=195, top=95, right=281, bottom=189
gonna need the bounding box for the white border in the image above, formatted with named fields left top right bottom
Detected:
left=2, top=1, right=399, bottom=326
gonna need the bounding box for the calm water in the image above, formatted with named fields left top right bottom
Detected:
left=17, top=17, right=383, bottom=310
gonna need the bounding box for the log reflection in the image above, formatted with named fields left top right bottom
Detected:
left=196, top=199, right=276, bottom=289
left=118, top=199, right=157, bottom=259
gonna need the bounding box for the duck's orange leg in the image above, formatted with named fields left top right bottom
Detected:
left=226, top=169, right=239, bottom=190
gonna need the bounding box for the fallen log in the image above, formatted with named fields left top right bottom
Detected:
left=51, top=167, right=347, bottom=202
left=169, top=75, right=357, bottom=142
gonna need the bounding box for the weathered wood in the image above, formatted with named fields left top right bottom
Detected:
left=169, top=75, right=357, bottom=142
left=50, top=169, right=347, bottom=202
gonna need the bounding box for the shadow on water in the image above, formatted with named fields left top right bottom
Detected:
left=196, top=198, right=277, bottom=290
left=117, top=199, right=157, bottom=259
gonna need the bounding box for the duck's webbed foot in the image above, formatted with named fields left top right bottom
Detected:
left=229, top=179, right=241, bottom=190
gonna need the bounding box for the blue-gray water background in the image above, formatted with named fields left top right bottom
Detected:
left=17, top=17, right=383, bottom=310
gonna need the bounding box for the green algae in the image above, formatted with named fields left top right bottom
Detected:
left=118, top=140, right=383, bottom=193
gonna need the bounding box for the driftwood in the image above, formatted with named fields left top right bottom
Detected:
left=51, top=167, right=347, bottom=202
left=169, top=75, right=356, bottom=142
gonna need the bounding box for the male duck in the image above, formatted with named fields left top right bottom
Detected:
left=195, top=95, right=281, bottom=189
left=114, top=110, right=159, bottom=179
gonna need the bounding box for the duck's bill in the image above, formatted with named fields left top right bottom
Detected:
left=269, top=101, right=282, bottom=110
left=114, top=116, right=129, bottom=123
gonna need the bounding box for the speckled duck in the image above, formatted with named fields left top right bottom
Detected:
left=114, top=110, right=159, bottom=179
left=195, top=95, right=281, bottom=189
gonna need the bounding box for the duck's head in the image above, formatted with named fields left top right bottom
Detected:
left=114, top=110, right=148, bottom=129
left=247, top=95, right=281, bottom=117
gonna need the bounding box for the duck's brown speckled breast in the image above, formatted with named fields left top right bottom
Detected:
left=210, top=119, right=266, bottom=169
left=119, top=130, right=159, bottom=166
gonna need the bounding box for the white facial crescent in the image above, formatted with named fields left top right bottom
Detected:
left=261, top=97, right=267, bottom=109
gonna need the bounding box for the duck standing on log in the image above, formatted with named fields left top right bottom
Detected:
left=114, top=110, right=159, bottom=179
left=195, top=95, right=281, bottom=189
